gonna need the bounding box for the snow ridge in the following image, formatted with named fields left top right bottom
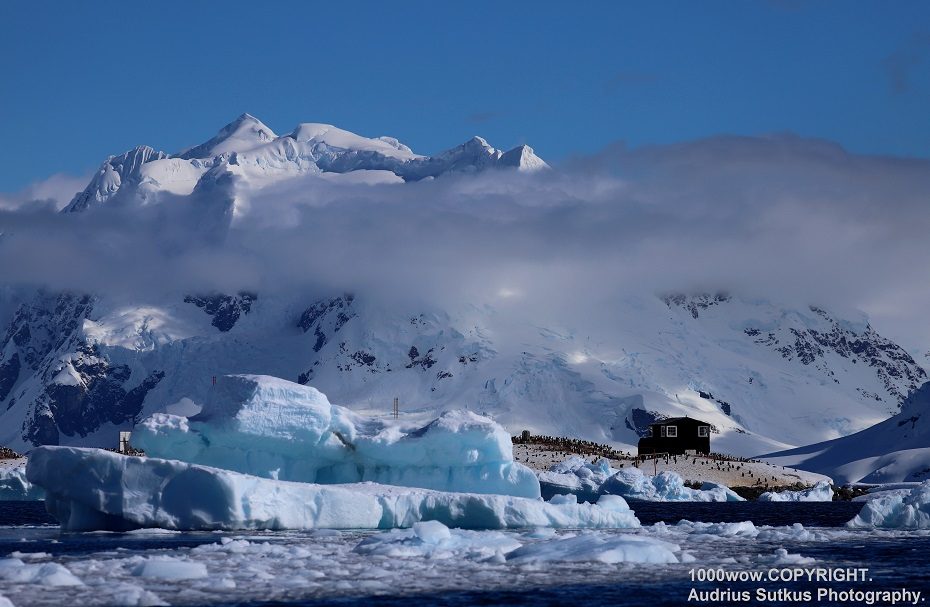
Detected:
left=60, top=114, right=549, bottom=213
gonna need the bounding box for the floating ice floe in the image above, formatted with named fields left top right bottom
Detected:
left=132, top=557, right=209, bottom=580
left=505, top=532, right=680, bottom=564
left=134, top=375, right=539, bottom=498
left=600, top=467, right=745, bottom=502
left=355, top=520, right=681, bottom=564
left=354, top=520, right=523, bottom=560
left=26, top=446, right=640, bottom=532
left=0, top=557, right=83, bottom=586
left=0, top=464, right=44, bottom=501
left=847, top=480, right=930, bottom=529
left=758, top=480, right=833, bottom=502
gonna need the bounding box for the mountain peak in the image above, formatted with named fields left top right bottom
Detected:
left=177, top=113, right=277, bottom=160
left=499, top=144, right=550, bottom=172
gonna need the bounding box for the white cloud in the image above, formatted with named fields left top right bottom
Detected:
left=0, top=173, right=88, bottom=211
left=0, top=134, right=928, bottom=356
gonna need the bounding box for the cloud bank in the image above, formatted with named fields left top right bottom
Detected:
left=0, top=134, right=928, bottom=353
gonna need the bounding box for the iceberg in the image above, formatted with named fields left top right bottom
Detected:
left=0, top=464, right=44, bottom=501
left=758, top=481, right=833, bottom=502
left=539, top=457, right=744, bottom=502
left=537, top=456, right=616, bottom=500
left=847, top=480, right=930, bottom=529
left=26, top=447, right=640, bottom=532
left=134, top=375, right=539, bottom=498
left=600, top=467, right=745, bottom=502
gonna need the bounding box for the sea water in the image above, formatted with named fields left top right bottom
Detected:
left=1, top=501, right=927, bottom=607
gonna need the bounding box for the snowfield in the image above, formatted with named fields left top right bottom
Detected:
left=763, top=383, right=930, bottom=484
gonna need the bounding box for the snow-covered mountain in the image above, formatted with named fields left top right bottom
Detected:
left=62, top=114, right=548, bottom=213
left=761, top=382, right=930, bottom=484
left=0, top=288, right=923, bottom=456
left=0, top=115, right=925, bottom=457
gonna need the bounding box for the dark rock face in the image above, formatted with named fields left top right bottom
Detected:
left=625, top=408, right=666, bottom=437
left=39, top=345, right=165, bottom=443
left=752, top=307, right=927, bottom=402
left=294, top=298, right=478, bottom=393
left=0, top=292, right=169, bottom=447
left=668, top=295, right=927, bottom=409
left=662, top=293, right=731, bottom=319
left=1, top=293, right=93, bottom=372
left=184, top=292, right=257, bottom=332
left=298, top=295, right=356, bottom=353
left=297, top=295, right=365, bottom=381
left=698, top=390, right=732, bottom=416
left=0, top=353, right=20, bottom=403
left=298, top=295, right=355, bottom=333
left=406, top=346, right=437, bottom=370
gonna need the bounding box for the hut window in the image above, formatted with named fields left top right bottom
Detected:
left=698, top=426, right=709, bottom=437
left=665, top=425, right=677, bottom=438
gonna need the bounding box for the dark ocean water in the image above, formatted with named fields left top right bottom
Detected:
left=2, top=500, right=926, bottom=607
left=0, top=499, right=865, bottom=528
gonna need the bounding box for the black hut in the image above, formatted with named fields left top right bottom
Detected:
left=637, top=416, right=712, bottom=456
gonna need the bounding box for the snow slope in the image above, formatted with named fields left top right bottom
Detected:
left=0, top=288, right=924, bottom=459
left=762, top=382, right=930, bottom=484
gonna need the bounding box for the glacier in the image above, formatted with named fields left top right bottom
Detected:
left=758, top=480, right=833, bottom=502
left=25, top=446, right=639, bottom=532
left=133, top=374, right=540, bottom=498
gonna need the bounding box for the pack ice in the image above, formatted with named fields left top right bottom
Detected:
left=847, top=480, right=930, bottom=529
left=25, top=446, right=640, bottom=532
left=758, top=481, right=833, bottom=502
left=541, top=457, right=744, bottom=502
left=133, top=375, right=540, bottom=498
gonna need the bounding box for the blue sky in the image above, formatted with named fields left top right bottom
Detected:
left=1, top=0, right=928, bottom=192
